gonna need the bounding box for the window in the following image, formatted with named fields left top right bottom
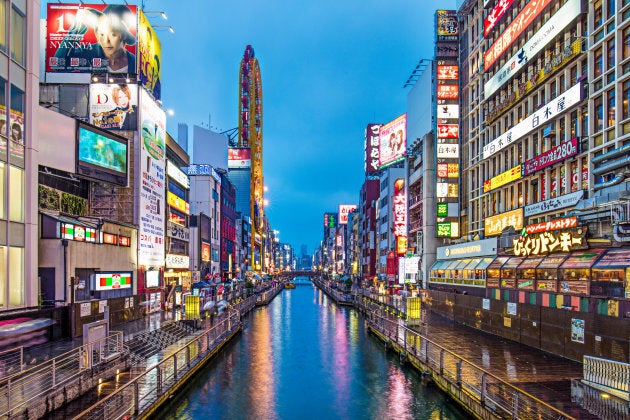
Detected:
left=595, top=95, right=604, bottom=132
left=607, top=89, right=616, bottom=126
left=607, top=0, right=616, bottom=19
left=625, top=26, right=630, bottom=60
left=607, top=40, right=616, bottom=72
left=580, top=105, right=589, bottom=137
left=0, top=0, right=6, bottom=52
left=0, top=162, right=4, bottom=218
left=594, top=47, right=603, bottom=78
left=624, top=79, right=630, bottom=119
left=10, top=6, right=24, bottom=66
left=570, top=110, right=578, bottom=137
left=8, top=165, right=22, bottom=222
left=594, top=0, right=603, bottom=29
left=8, top=246, right=23, bottom=307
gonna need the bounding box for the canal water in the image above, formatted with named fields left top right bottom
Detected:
left=161, top=280, right=467, bottom=419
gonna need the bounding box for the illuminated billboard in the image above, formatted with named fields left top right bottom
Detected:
left=46, top=3, right=138, bottom=73
left=324, top=213, right=337, bottom=228
left=393, top=179, right=407, bottom=255
left=76, top=121, right=128, bottom=186
left=95, top=272, right=132, bottom=291
left=484, top=208, right=523, bottom=237
left=436, top=10, right=458, bottom=40
left=338, top=204, right=357, bottom=225
left=436, top=85, right=459, bottom=100
left=484, top=0, right=552, bottom=70
left=228, top=147, right=252, bottom=168
left=484, top=0, right=516, bottom=37
left=483, top=165, right=522, bottom=193
left=523, top=138, right=578, bottom=176
left=365, top=124, right=381, bottom=174
left=437, top=104, right=459, bottom=119
left=378, top=114, right=407, bottom=169
left=89, top=83, right=138, bottom=131
left=138, top=10, right=162, bottom=100
left=138, top=89, right=166, bottom=268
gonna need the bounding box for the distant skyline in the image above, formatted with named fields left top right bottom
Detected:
left=41, top=0, right=455, bottom=253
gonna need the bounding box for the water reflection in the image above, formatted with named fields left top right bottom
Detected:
left=162, top=282, right=466, bottom=419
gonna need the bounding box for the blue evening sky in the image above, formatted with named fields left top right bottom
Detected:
left=42, top=0, right=455, bottom=255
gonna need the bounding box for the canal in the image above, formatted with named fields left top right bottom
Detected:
left=161, top=280, right=467, bottom=419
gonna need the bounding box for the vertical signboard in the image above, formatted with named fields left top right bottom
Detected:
left=365, top=123, right=381, bottom=175
left=138, top=89, right=166, bottom=268
left=393, top=178, right=407, bottom=254
left=435, top=11, right=460, bottom=238
left=338, top=204, right=357, bottom=225
left=138, top=10, right=162, bottom=101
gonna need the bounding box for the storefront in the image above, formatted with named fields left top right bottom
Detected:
left=557, top=249, right=606, bottom=295
left=590, top=249, right=630, bottom=298
left=429, top=238, right=497, bottom=288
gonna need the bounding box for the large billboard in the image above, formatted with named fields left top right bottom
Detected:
left=484, top=0, right=517, bottom=37
left=138, top=10, right=162, bottom=101
left=436, top=10, right=458, bottom=40
left=138, top=89, right=166, bottom=268
left=46, top=3, right=138, bottom=73
left=393, top=179, right=407, bottom=255
left=378, top=114, right=406, bottom=169
left=89, top=83, right=138, bottom=131
left=228, top=147, right=252, bottom=168
left=365, top=124, right=381, bottom=174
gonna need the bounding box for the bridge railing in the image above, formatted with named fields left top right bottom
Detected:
left=357, top=297, right=574, bottom=420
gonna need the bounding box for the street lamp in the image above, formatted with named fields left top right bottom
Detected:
left=143, top=11, right=168, bottom=20
left=153, top=25, right=175, bottom=34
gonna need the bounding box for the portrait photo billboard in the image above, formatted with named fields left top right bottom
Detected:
left=89, top=83, right=138, bottom=131
left=46, top=3, right=138, bottom=73
left=378, top=114, right=407, bottom=169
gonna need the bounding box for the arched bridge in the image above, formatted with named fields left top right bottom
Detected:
left=275, top=271, right=318, bottom=282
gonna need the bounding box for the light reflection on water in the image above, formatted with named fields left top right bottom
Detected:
left=162, top=281, right=466, bottom=419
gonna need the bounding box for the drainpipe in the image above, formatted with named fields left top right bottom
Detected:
left=62, top=239, right=68, bottom=302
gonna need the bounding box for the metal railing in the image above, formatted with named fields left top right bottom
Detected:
left=582, top=355, right=630, bottom=401
left=0, top=347, right=23, bottom=378
left=0, top=331, right=123, bottom=418
left=73, top=306, right=244, bottom=419
left=357, top=297, right=574, bottom=420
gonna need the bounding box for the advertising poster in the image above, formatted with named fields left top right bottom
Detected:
left=46, top=3, right=138, bottom=73
left=228, top=147, right=252, bottom=168
left=571, top=318, right=585, bottom=343
left=138, top=89, right=166, bottom=268
left=378, top=114, right=407, bottom=169
left=0, top=105, right=24, bottom=165
left=138, top=11, right=162, bottom=100
left=89, top=83, right=138, bottom=130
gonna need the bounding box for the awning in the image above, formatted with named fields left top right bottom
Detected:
left=517, top=256, right=545, bottom=270
left=463, top=258, right=483, bottom=270
left=593, top=249, right=630, bottom=268
left=536, top=253, right=570, bottom=269
left=487, top=256, right=510, bottom=270
left=501, top=256, right=526, bottom=269
left=430, top=260, right=449, bottom=271
left=560, top=249, right=606, bottom=269
left=453, top=259, right=472, bottom=270
left=443, top=259, right=462, bottom=270
left=476, top=257, right=496, bottom=270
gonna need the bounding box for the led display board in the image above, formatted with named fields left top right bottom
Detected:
left=483, top=0, right=552, bottom=71
left=484, top=208, right=523, bottom=237
left=95, top=272, right=132, bottom=291
left=483, top=83, right=582, bottom=159
left=76, top=121, right=128, bottom=186
left=46, top=3, right=138, bottom=73
left=378, top=114, right=407, bottom=169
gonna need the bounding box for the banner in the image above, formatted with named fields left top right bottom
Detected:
left=89, top=83, right=138, bottom=130
left=138, top=10, right=162, bottom=100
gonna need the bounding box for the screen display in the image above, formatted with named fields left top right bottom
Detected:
left=76, top=121, right=128, bottom=185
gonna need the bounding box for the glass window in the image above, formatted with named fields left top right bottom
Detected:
left=8, top=165, right=22, bottom=222
left=0, top=0, right=5, bottom=52
left=594, top=0, right=603, bottom=29
left=10, top=6, right=23, bottom=65
left=607, top=0, right=615, bottom=19
left=0, top=162, right=4, bottom=218
left=624, top=79, right=630, bottom=119
left=607, top=89, right=616, bottom=126
left=594, top=47, right=603, bottom=77
left=8, top=246, right=23, bottom=306
left=0, top=246, right=5, bottom=308
left=607, top=40, right=616, bottom=71
left=624, top=26, right=630, bottom=60
left=595, top=95, right=604, bottom=131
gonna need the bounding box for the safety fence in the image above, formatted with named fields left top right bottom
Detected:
left=0, top=346, right=23, bottom=378
left=357, top=297, right=574, bottom=420
left=72, top=293, right=262, bottom=419
left=582, top=355, right=630, bottom=401
left=0, top=331, right=123, bottom=418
